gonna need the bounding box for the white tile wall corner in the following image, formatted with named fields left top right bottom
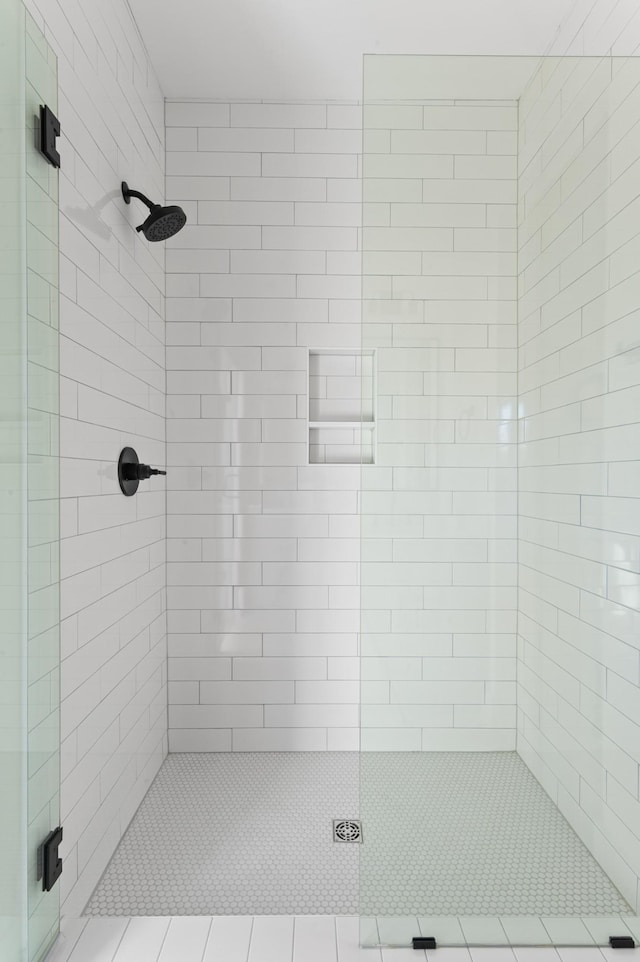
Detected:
left=23, top=0, right=167, bottom=917
left=165, top=101, right=361, bottom=752
left=517, top=4, right=640, bottom=913
left=361, top=99, right=519, bottom=752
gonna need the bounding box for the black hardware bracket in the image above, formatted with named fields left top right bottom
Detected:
left=610, top=936, right=636, bottom=949
left=412, top=936, right=437, bottom=950
left=118, top=446, right=166, bottom=497
left=39, top=105, right=60, bottom=168
left=37, top=826, right=63, bottom=892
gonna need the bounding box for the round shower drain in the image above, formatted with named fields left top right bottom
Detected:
left=333, top=819, right=362, bottom=842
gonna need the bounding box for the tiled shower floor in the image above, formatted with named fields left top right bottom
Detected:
left=86, top=753, right=360, bottom=916
left=85, top=751, right=632, bottom=918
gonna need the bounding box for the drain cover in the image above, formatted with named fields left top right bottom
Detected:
left=333, top=819, right=362, bottom=842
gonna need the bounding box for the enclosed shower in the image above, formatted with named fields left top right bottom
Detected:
left=3, top=0, right=640, bottom=956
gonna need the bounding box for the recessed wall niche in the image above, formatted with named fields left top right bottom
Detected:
left=308, top=349, right=375, bottom=464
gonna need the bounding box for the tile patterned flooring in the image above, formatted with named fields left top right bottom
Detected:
left=360, top=752, right=632, bottom=917
left=68, top=751, right=640, bottom=962
left=86, top=752, right=631, bottom=918
left=86, top=753, right=359, bottom=916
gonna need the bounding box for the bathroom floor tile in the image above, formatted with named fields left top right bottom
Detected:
left=360, top=753, right=632, bottom=917
left=85, top=752, right=359, bottom=916
left=52, top=918, right=640, bottom=962
left=85, top=751, right=631, bottom=918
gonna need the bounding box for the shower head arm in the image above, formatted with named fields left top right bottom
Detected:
left=121, top=181, right=158, bottom=211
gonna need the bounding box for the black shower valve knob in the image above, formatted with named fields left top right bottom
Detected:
left=123, top=462, right=167, bottom=481
left=118, top=446, right=166, bottom=496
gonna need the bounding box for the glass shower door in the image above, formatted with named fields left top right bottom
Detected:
left=360, top=52, right=640, bottom=950
left=0, top=2, right=60, bottom=960
left=0, top=3, right=29, bottom=955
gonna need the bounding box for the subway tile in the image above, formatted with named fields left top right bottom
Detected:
left=234, top=298, right=328, bottom=323
left=365, top=154, right=453, bottom=179
left=390, top=681, right=485, bottom=704
left=230, top=250, right=325, bottom=274
left=199, top=126, right=294, bottom=152
left=422, top=179, right=517, bottom=204
left=362, top=705, right=453, bottom=728
left=166, top=176, right=230, bottom=201
left=201, top=609, right=295, bottom=634
left=167, top=560, right=261, bottom=584
left=231, top=176, right=327, bottom=201
left=365, top=179, right=423, bottom=203
left=231, top=442, right=307, bottom=466
left=231, top=103, right=326, bottom=127
left=167, top=586, right=232, bottom=611
left=295, top=128, right=361, bottom=153
left=455, top=155, right=517, bottom=179
left=199, top=681, right=295, bottom=704
left=266, top=704, right=357, bottom=727
left=364, top=104, right=423, bottom=128
left=361, top=728, right=422, bottom=751
left=234, top=728, right=327, bottom=750
left=234, top=657, right=327, bottom=680
left=423, top=105, right=516, bottom=130
left=263, top=153, right=357, bottom=178
left=262, top=561, right=358, bottom=585
left=169, top=728, right=232, bottom=751
left=168, top=225, right=261, bottom=249
left=262, top=226, right=358, bottom=250
left=198, top=200, right=294, bottom=225
left=200, top=273, right=296, bottom=298
left=167, top=101, right=230, bottom=126
left=167, top=151, right=260, bottom=176
left=170, top=705, right=263, bottom=728
left=234, top=585, right=328, bottom=609
left=168, top=657, right=232, bottom=681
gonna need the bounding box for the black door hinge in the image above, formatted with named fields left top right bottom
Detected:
left=39, top=105, right=60, bottom=168
left=37, top=826, right=63, bottom=892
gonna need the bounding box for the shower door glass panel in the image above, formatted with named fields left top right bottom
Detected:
left=0, top=1, right=29, bottom=955
left=360, top=53, right=640, bottom=949
left=26, top=12, right=60, bottom=960
left=0, top=2, right=60, bottom=960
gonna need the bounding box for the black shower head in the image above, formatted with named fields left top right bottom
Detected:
left=138, top=204, right=187, bottom=242
left=121, top=181, right=187, bottom=242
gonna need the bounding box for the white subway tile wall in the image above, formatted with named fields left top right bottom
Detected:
left=166, top=102, right=362, bottom=752
left=166, top=99, right=518, bottom=753
left=361, top=99, right=519, bottom=752
left=517, top=37, right=640, bottom=912
left=24, top=0, right=167, bottom=916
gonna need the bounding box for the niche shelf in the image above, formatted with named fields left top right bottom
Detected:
left=308, top=349, right=375, bottom=465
